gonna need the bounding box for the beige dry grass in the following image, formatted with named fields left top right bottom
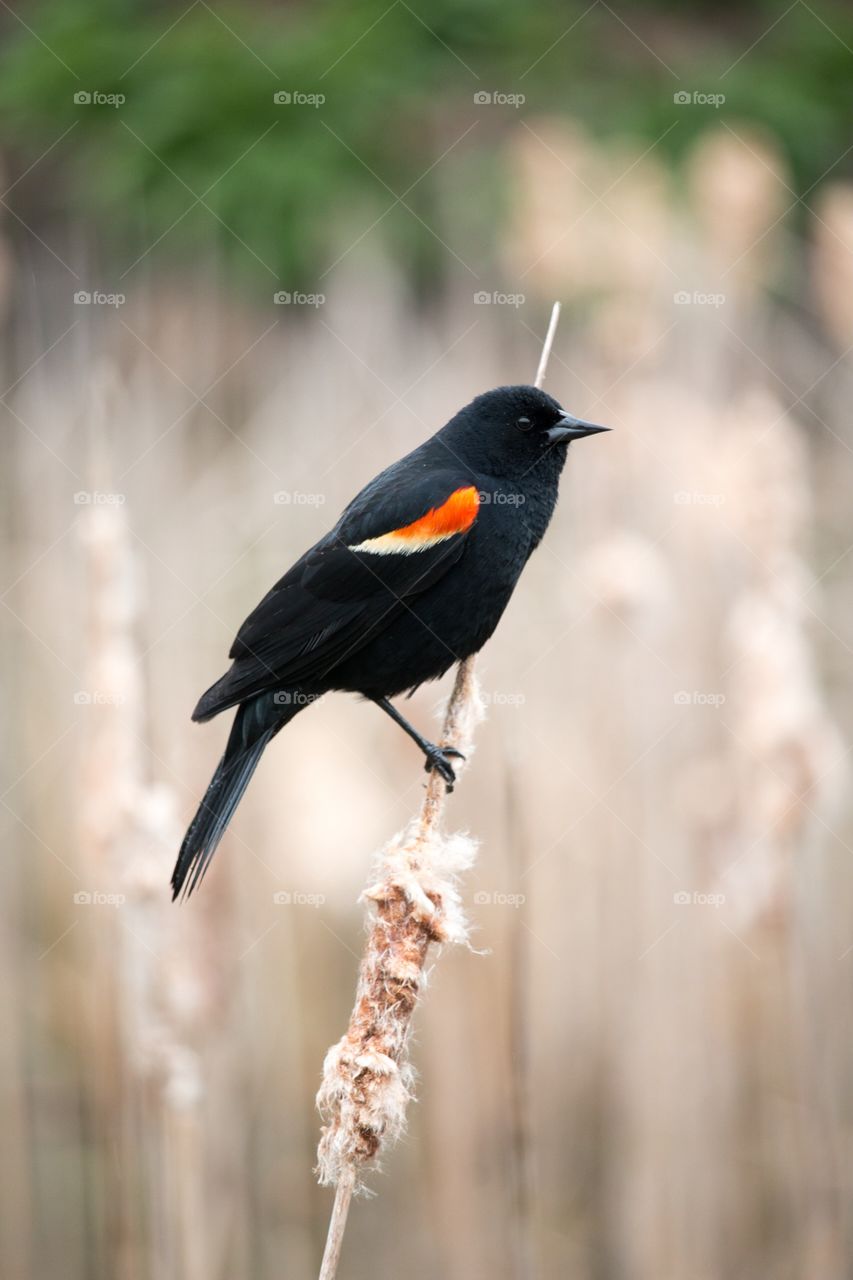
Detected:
left=3, top=126, right=853, bottom=1280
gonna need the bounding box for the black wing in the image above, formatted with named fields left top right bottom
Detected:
left=193, top=467, right=479, bottom=719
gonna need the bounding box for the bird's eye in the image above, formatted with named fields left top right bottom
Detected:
left=516, top=416, right=532, bottom=432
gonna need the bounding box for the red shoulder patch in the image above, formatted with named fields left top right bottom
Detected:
left=395, top=485, right=479, bottom=542
left=351, top=486, right=479, bottom=555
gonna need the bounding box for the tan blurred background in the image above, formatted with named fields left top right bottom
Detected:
left=2, top=3, right=853, bottom=1278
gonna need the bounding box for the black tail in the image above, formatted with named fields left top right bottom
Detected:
left=172, top=693, right=291, bottom=900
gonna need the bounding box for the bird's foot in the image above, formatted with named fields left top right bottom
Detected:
left=423, top=744, right=466, bottom=791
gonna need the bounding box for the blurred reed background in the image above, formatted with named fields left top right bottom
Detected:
left=2, top=2, right=853, bottom=1277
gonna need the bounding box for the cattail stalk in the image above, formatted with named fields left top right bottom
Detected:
left=79, top=373, right=211, bottom=1280
left=315, top=304, right=562, bottom=1280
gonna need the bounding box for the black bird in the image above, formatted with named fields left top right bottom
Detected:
left=172, top=385, right=608, bottom=898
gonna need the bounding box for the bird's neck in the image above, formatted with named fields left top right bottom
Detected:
left=520, top=458, right=563, bottom=551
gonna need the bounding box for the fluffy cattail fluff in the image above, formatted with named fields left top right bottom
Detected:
left=316, top=661, right=484, bottom=1191
left=316, top=821, right=477, bottom=1185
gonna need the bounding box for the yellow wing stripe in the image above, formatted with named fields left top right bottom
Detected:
left=349, top=485, right=479, bottom=556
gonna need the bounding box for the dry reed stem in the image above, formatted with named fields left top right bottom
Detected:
left=79, top=376, right=211, bottom=1280
left=315, top=304, right=561, bottom=1278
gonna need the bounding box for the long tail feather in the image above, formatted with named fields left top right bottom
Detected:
left=172, top=696, right=281, bottom=899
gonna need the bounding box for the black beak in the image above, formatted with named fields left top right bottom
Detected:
left=545, top=413, right=610, bottom=444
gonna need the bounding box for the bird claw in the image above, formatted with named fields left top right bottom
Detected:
left=423, top=744, right=465, bottom=790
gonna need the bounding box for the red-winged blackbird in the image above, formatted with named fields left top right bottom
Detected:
left=172, top=384, right=608, bottom=898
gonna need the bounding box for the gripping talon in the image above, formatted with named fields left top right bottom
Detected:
left=423, top=745, right=460, bottom=790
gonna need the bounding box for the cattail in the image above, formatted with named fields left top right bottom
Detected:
left=314, top=660, right=483, bottom=1272
left=78, top=370, right=214, bottom=1280
left=314, top=305, right=562, bottom=1279
left=685, top=126, right=789, bottom=296
left=716, top=391, right=843, bottom=927
left=503, top=120, right=672, bottom=301
left=316, top=662, right=482, bottom=1172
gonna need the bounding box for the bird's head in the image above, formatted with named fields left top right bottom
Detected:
left=439, top=384, right=609, bottom=478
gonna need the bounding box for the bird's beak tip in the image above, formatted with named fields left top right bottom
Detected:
left=546, top=415, right=611, bottom=444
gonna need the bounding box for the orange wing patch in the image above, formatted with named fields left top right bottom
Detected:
left=350, top=485, right=479, bottom=556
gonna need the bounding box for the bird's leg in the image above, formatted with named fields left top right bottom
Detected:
left=371, top=697, right=465, bottom=790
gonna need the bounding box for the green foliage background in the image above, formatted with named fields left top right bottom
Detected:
left=0, top=0, right=850, bottom=293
